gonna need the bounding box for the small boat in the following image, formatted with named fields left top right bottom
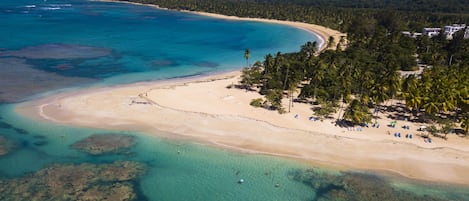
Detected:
left=238, top=179, right=244, bottom=184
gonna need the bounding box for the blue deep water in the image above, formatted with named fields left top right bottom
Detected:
left=0, top=0, right=318, bottom=102
left=0, top=0, right=468, bottom=200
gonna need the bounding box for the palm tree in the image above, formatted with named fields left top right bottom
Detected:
left=336, top=35, right=346, bottom=51
left=273, top=52, right=284, bottom=73
left=263, top=54, right=275, bottom=75
left=336, top=61, right=353, bottom=119
left=287, top=83, right=298, bottom=113
left=327, top=36, right=335, bottom=49
left=343, top=99, right=372, bottom=125
left=244, top=49, right=251, bottom=67
left=461, top=117, right=469, bottom=134
left=240, top=61, right=262, bottom=90
left=304, top=60, right=327, bottom=100
left=402, top=75, right=422, bottom=119
left=300, top=41, right=317, bottom=61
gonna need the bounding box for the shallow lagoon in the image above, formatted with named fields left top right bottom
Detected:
left=0, top=0, right=468, bottom=200
left=1, top=103, right=468, bottom=200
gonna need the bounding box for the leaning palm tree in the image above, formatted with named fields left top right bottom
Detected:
left=244, top=49, right=251, bottom=67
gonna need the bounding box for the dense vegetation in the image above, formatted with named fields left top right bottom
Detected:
left=121, top=0, right=469, bottom=134
left=240, top=26, right=468, bottom=135
left=123, top=0, right=469, bottom=31
left=246, top=0, right=469, bottom=13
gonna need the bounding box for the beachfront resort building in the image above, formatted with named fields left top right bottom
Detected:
left=444, top=24, right=466, bottom=39
left=419, top=24, right=468, bottom=39
left=422, top=28, right=441, bottom=37
left=401, top=31, right=422, bottom=38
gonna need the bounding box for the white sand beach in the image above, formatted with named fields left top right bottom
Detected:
left=17, top=71, right=469, bottom=185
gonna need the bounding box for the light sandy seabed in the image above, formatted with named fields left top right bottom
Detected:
left=16, top=71, right=469, bottom=185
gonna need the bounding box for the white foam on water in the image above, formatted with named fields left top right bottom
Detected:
left=41, top=7, right=61, bottom=10
left=48, top=4, right=72, bottom=7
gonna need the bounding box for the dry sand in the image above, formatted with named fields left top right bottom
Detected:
left=16, top=72, right=469, bottom=185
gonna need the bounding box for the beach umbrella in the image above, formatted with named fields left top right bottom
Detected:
left=419, top=125, right=426, bottom=131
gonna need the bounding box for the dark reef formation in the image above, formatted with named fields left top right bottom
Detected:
left=0, top=58, right=95, bottom=103
left=0, top=136, right=14, bottom=156
left=0, top=44, right=111, bottom=59
left=291, top=168, right=447, bottom=201
left=71, top=133, right=136, bottom=155
left=0, top=161, right=146, bottom=201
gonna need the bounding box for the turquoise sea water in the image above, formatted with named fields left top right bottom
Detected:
left=0, top=0, right=468, bottom=200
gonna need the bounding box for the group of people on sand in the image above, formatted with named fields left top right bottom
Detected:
left=388, top=121, right=434, bottom=143
left=296, top=112, right=434, bottom=143
left=392, top=132, right=413, bottom=139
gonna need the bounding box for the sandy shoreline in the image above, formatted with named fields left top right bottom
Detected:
left=93, top=0, right=346, bottom=50
left=12, top=0, right=468, bottom=186
left=16, top=71, right=469, bottom=186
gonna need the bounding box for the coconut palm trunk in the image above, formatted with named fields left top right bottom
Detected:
left=244, top=49, right=250, bottom=67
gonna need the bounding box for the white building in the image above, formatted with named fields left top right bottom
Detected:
left=413, top=32, right=423, bottom=37
left=423, top=28, right=441, bottom=37
left=444, top=24, right=466, bottom=39
left=402, top=31, right=411, bottom=37
left=402, top=31, right=422, bottom=38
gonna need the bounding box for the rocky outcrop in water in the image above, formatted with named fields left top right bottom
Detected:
left=0, top=161, right=146, bottom=201
left=71, top=133, right=136, bottom=155
left=291, top=168, right=446, bottom=201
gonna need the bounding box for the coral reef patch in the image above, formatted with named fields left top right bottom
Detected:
left=290, top=168, right=446, bottom=201
left=0, top=136, right=14, bottom=156
left=0, top=161, right=146, bottom=201
left=0, top=44, right=111, bottom=59
left=71, top=133, right=136, bottom=155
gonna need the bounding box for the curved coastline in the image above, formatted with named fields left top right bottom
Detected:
left=12, top=0, right=469, bottom=186
left=93, top=0, right=346, bottom=51
left=16, top=71, right=469, bottom=186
